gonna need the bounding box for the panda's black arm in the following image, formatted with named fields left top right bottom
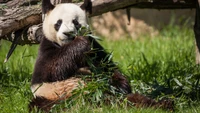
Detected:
left=54, top=36, right=91, bottom=77
left=32, top=36, right=91, bottom=84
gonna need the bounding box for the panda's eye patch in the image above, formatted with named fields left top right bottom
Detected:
left=72, top=19, right=81, bottom=30
left=54, top=19, right=62, bottom=31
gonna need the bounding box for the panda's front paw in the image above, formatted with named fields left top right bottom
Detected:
left=75, top=36, right=90, bottom=43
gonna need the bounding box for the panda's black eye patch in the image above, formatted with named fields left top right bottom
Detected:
left=54, top=19, right=62, bottom=31
left=72, top=19, right=81, bottom=30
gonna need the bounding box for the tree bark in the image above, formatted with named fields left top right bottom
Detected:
left=0, top=0, right=196, bottom=45
left=194, top=0, right=200, bottom=64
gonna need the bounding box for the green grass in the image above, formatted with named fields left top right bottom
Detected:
left=1, top=24, right=200, bottom=113
left=0, top=43, right=38, bottom=113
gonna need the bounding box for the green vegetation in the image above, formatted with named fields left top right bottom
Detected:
left=1, top=24, right=200, bottom=113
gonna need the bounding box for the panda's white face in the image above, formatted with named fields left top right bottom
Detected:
left=43, top=3, right=88, bottom=46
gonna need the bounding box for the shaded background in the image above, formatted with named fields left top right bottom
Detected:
left=91, top=9, right=195, bottom=40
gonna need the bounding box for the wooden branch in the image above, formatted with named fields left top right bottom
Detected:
left=90, top=0, right=195, bottom=17
left=0, top=0, right=42, bottom=43
left=0, top=6, right=42, bottom=40
left=0, top=0, right=196, bottom=45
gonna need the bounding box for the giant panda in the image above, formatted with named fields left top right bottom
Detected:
left=29, top=0, right=174, bottom=112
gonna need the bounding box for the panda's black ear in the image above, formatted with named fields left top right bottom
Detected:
left=80, top=0, right=92, bottom=14
left=42, top=0, right=55, bottom=14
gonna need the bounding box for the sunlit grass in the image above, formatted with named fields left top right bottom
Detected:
left=0, top=41, right=38, bottom=113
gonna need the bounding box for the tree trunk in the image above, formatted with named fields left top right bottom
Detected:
left=194, top=0, right=200, bottom=64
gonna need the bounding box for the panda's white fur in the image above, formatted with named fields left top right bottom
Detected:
left=43, top=3, right=88, bottom=46
left=31, top=1, right=90, bottom=104
left=31, top=77, right=84, bottom=100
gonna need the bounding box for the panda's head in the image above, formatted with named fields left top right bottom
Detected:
left=42, top=0, right=92, bottom=46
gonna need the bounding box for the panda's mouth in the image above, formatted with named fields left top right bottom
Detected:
left=63, top=32, right=75, bottom=41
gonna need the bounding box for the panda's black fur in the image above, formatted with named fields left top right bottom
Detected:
left=29, top=0, right=174, bottom=112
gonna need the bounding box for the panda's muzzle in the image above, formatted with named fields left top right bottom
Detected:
left=63, top=32, right=75, bottom=41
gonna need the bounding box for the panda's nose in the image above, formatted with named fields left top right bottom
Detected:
left=63, top=32, right=75, bottom=40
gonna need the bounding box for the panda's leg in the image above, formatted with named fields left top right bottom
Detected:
left=29, top=96, right=55, bottom=113
left=29, top=77, right=85, bottom=112
left=111, top=70, right=132, bottom=94
left=126, top=93, right=174, bottom=111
